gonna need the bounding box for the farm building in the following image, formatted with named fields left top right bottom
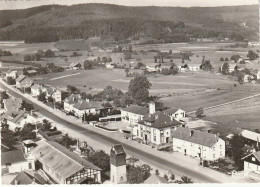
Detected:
left=172, top=127, right=225, bottom=161
left=16, top=75, right=33, bottom=89
left=31, top=140, right=101, bottom=184
left=3, top=97, right=22, bottom=112
left=240, top=130, right=260, bottom=147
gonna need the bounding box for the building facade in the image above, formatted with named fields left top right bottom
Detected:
left=121, top=105, right=149, bottom=124
left=172, top=127, right=225, bottom=161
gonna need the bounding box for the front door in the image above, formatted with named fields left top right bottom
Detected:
left=166, top=137, right=169, bottom=143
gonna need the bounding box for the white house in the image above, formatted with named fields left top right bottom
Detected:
left=31, top=140, right=101, bottom=184
left=52, top=89, right=66, bottom=103
left=257, top=70, right=260, bottom=80
left=63, top=94, right=81, bottom=112
left=131, top=102, right=182, bottom=146
left=133, top=111, right=182, bottom=146
left=5, top=70, right=18, bottom=79
left=163, top=108, right=186, bottom=121
left=121, top=105, right=149, bottom=124
left=240, top=129, right=260, bottom=147
left=248, top=41, right=260, bottom=47
left=72, top=100, right=98, bottom=118
left=31, top=84, right=43, bottom=97
left=1, top=150, right=34, bottom=174
left=16, top=75, right=33, bottom=89
left=172, top=127, right=225, bottom=161
left=242, top=151, right=260, bottom=181
left=70, top=62, right=82, bottom=70
left=188, top=64, right=201, bottom=71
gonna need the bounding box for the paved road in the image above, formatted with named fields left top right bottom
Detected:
left=0, top=82, right=222, bottom=183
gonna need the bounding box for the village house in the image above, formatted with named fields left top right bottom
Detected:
left=64, top=94, right=81, bottom=112
left=3, top=97, right=22, bottom=112
left=244, top=74, right=254, bottom=83
left=248, top=41, right=260, bottom=47
left=31, top=84, right=43, bottom=97
left=16, top=75, right=33, bottom=89
left=42, top=87, right=55, bottom=99
left=257, top=70, right=260, bottom=80
left=1, top=110, right=41, bottom=131
left=178, top=65, right=189, bottom=72
left=1, top=150, right=34, bottom=175
left=31, top=140, right=101, bottom=184
left=172, top=127, right=225, bottom=161
left=188, top=64, right=201, bottom=71
left=72, top=100, right=99, bottom=118
left=51, top=89, right=67, bottom=103
left=163, top=108, right=186, bottom=122
left=121, top=105, right=149, bottom=124
left=132, top=102, right=182, bottom=146
left=242, top=151, right=260, bottom=181
left=27, top=70, right=38, bottom=77
left=5, top=69, right=19, bottom=80
left=70, top=62, right=82, bottom=70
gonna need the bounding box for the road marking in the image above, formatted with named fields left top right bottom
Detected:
left=50, top=72, right=81, bottom=81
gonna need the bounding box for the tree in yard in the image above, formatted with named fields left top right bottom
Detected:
left=84, top=60, right=93, bottom=69
left=220, top=57, right=224, bottom=61
left=6, top=76, right=16, bottom=85
left=247, top=50, right=259, bottom=60
left=0, top=91, right=9, bottom=108
left=236, top=71, right=245, bottom=84
left=67, top=85, right=79, bottom=94
left=44, top=49, right=55, bottom=58
left=200, top=60, right=213, bottom=71
left=154, top=56, right=158, bottom=63
left=125, top=67, right=130, bottom=77
left=19, top=123, right=36, bottom=140
left=170, top=174, right=175, bottom=180
left=181, top=176, right=193, bottom=183
left=88, top=150, right=110, bottom=172
left=230, top=134, right=245, bottom=170
left=42, top=119, right=52, bottom=131
left=221, top=62, right=230, bottom=75
left=164, top=174, right=169, bottom=181
left=101, top=102, right=112, bottom=108
left=37, top=92, right=47, bottom=103
left=60, top=133, right=77, bottom=149
left=20, top=100, right=34, bottom=111
left=127, top=164, right=151, bottom=184
left=124, top=52, right=132, bottom=60
left=47, top=96, right=54, bottom=103
left=230, top=54, right=240, bottom=63
left=155, top=169, right=160, bottom=175
left=225, top=57, right=229, bottom=61
left=127, top=156, right=139, bottom=166
left=128, top=75, right=152, bottom=104
left=195, top=107, right=204, bottom=118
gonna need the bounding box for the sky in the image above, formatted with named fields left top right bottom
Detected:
left=0, top=0, right=258, bottom=10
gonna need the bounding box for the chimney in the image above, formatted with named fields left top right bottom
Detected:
left=149, top=102, right=155, bottom=114
left=207, top=129, right=211, bottom=133
left=190, top=130, right=194, bottom=136
left=23, top=108, right=26, bottom=111
left=14, top=179, right=18, bottom=185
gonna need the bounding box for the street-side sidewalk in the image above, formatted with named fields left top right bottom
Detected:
left=0, top=79, right=253, bottom=183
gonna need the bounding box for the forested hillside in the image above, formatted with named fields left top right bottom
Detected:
left=0, top=3, right=258, bottom=43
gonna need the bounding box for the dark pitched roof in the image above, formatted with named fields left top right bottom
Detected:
left=16, top=75, right=26, bottom=82
left=122, top=105, right=149, bottom=115
left=45, top=87, right=55, bottom=95
left=73, top=100, right=94, bottom=110
left=31, top=140, right=101, bottom=179
left=1, top=150, right=26, bottom=165
left=10, top=170, right=48, bottom=185
left=64, top=94, right=81, bottom=104
left=19, top=77, right=33, bottom=88
left=144, top=174, right=168, bottom=184
left=140, top=112, right=181, bottom=129
left=172, top=127, right=220, bottom=147
left=112, top=144, right=125, bottom=155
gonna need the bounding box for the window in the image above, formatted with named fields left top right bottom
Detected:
left=220, top=145, right=222, bottom=149
left=154, top=136, right=156, bottom=141
left=213, top=154, right=215, bottom=158
left=252, top=157, right=256, bottom=162
left=28, top=163, right=32, bottom=169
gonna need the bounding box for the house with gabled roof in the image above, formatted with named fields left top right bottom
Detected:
left=132, top=103, right=182, bottom=146
left=16, top=75, right=33, bottom=89
left=172, top=127, right=225, bottom=161
left=70, top=62, right=82, bottom=70
left=31, top=84, right=43, bottom=97
left=52, top=88, right=68, bottom=103
left=72, top=100, right=98, bottom=118
left=1, top=150, right=34, bottom=175
left=31, top=140, right=101, bottom=184
left=163, top=107, right=186, bottom=121
left=242, top=151, right=260, bottom=181
left=63, top=94, right=81, bottom=112
left=121, top=105, right=149, bottom=124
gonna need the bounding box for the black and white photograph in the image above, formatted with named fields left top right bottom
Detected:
left=0, top=0, right=259, bottom=185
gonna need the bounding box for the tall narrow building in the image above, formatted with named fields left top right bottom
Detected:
left=110, top=144, right=127, bottom=184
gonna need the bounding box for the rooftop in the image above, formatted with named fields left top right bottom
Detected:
left=64, top=94, right=81, bottom=104
left=140, top=112, right=181, bottom=129
left=240, top=130, right=260, bottom=142
left=172, top=127, right=220, bottom=147
left=1, top=150, right=26, bottom=165
left=111, top=144, right=125, bottom=155
left=122, top=105, right=149, bottom=116
left=163, top=107, right=184, bottom=115
left=73, top=100, right=94, bottom=110
left=143, top=174, right=168, bottom=184
left=31, top=140, right=101, bottom=179
left=3, top=97, right=22, bottom=112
